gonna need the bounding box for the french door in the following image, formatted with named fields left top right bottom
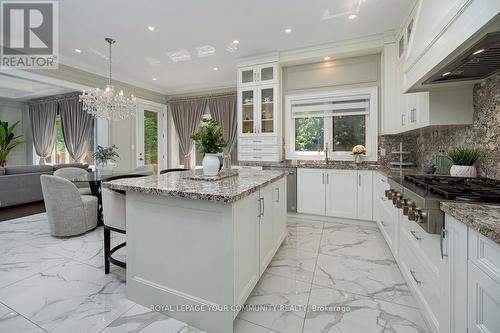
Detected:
left=136, top=103, right=165, bottom=174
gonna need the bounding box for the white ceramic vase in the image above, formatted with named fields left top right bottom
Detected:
left=450, top=165, right=477, bottom=178
left=98, top=161, right=115, bottom=175
left=202, top=153, right=220, bottom=176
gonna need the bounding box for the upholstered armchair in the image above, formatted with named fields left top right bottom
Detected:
left=54, top=167, right=92, bottom=195
left=40, top=175, right=97, bottom=237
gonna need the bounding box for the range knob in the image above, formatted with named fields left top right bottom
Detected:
left=392, top=193, right=402, bottom=205
left=386, top=190, right=394, bottom=199
left=396, top=197, right=406, bottom=209
left=408, top=207, right=420, bottom=221
left=416, top=211, right=428, bottom=224
left=403, top=200, right=414, bottom=216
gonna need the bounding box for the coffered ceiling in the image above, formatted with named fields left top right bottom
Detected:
left=58, top=0, right=416, bottom=94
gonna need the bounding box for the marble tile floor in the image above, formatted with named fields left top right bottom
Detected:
left=0, top=213, right=429, bottom=333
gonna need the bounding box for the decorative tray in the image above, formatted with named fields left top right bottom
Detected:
left=182, top=169, right=239, bottom=181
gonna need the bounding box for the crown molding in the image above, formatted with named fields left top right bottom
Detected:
left=165, top=80, right=236, bottom=97
left=278, top=33, right=385, bottom=66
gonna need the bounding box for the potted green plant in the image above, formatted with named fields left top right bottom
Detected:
left=94, top=145, right=120, bottom=174
left=447, top=146, right=480, bottom=177
left=0, top=121, right=24, bottom=167
left=191, top=118, right=227, bottom=176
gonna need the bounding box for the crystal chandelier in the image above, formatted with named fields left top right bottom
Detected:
left=80, top=38, right=136, bottom=121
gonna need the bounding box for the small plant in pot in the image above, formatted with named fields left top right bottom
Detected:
left=447, top=146, right=480, bottom=178
left=94, top=145, right=120, bottom=175
left=191, top=118, right=227, bottom=176
left=0, top=121, right=24, bottom=167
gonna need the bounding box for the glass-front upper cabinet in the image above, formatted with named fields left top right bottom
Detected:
left=259, top=64, right=277, bottom=84
left=238, top=63, right=278, bottom=87
left=240, top=89, right=255, bottom=135
left=259, top=86, right=276, bottom=134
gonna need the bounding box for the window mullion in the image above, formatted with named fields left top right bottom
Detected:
left=324, top=116, right=333, bottom=153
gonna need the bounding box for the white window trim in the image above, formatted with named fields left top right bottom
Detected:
left=285, top=86, right=378, bottom=162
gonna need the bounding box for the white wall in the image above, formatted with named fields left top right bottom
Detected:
left=0, top=98, right=32, bottom=165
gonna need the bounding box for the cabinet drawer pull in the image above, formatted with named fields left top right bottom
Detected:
left=410, top=230, right=421, bottom=241
left=440, top=228, right=448, bottom=259
left=253, top=148, right=263, bottom=151
left=410, top=269, right=422, bottom=284
left=252, top=140, right=262, bottom=143
left=253, top=156, right=262, bottom=159
left=380, top=220, right=386, bottom=226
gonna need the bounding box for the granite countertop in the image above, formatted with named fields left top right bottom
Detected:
left=102, top=169, right=287, bottom=203
left=441, top=201, right=500, bottom=245
left=238, top=160, right=424, bottom=178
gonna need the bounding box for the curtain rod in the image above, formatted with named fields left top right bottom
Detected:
left=28, top=91, right=81, bottom=105
left=168, top=91, right=236, bottom=103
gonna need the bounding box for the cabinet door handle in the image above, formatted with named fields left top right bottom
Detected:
left=410, top=230, right=421, bottom=241
left=258, top=198, right=262, bottom=218
left=322, top=173, right=325, bottom=184
left=410, top=269, right=422, bottom=284
left=261, top=198, right=265, bottom=217
left=276, top=188, right=279, bottom=203
left=440, top=228, right=448, bottom=259
left=326, top=173, right=329, bottom=184
left=358, top=174, right=361, bottom=187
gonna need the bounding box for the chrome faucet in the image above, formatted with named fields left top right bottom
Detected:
left=324, top=142, right=329, bottom=163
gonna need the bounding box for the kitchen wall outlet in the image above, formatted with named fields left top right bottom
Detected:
left=380, top=148, right=386, bottom=156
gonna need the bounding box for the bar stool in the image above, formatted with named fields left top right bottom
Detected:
left=101, top=174, right=148, bottom=274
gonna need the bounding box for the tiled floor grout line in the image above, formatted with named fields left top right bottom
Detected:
left=299, top=221, right=324, bottom=333
left=0, top=300, right=49, bottom=332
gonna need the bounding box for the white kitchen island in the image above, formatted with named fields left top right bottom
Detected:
left=102, top=169, right=287, bottom=333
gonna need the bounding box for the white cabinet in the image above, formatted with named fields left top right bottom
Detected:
left=467, top=228, right=500, bottom=333
left=446, top=215, right=468, bottom=333
left=258, top=184, right=275, bottom=275
left=297, top=169, right=373, bottom=221
left=356, top=171, right=373, bottom=221
left=325, top=170, right=357, bottom=219
left=468, top=262, right=500, bottom=333
left=237, top=62, right=281, bottom=162
left=272, top=177, right=287, bottom=247
left=381, top=38, right=473, bottom=135
left=238, top=63, right=278, bottom=87
left=297, top=168, right=325, bottom=215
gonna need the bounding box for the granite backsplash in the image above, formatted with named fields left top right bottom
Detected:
left=379, top=73, right=500, bottom=180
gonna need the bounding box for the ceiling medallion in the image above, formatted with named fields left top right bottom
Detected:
left=80, top=38, right=136, bottom=121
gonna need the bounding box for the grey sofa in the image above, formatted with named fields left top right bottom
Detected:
left=0, top=163, right=90, bottom=208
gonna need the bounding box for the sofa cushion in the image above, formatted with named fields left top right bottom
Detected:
left=53, top=163, right=89, bottom=170
left=4, top=165, right=54, bottom=175
left=0, top=167, right=4, bottom=175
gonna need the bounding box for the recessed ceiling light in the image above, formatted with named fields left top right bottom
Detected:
left=348, top=14, right=357, bottom=20
left=167, top=49, right=191, bottom=62
left=473, top=48, right=485, bottom=55
left=284, top=28, right=292, bottom=34
left=324, top=56, right=331, bottom=61
left=152, top=77, right=157, bottom=81
left=213, top=67, right=219, bottom=71
left=196, top=45, right=216, bottom=58
left=147, top=26, right=155, bottom=31
left=442, top=71, right=452, bottom=77
left=74, top=49, right=82, bottom=53
left=232, top=40, right=239, bottom=44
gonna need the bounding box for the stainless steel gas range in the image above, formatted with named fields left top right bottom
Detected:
left=386, top=175, right=500, bottom=235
